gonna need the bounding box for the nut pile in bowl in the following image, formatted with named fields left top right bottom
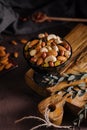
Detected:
left=24, top=33, right=72, bottom=73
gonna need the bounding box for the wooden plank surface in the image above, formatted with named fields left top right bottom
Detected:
left=64, top=24, right=87, bottom=74
left=37, top=24, right=87, bottom=125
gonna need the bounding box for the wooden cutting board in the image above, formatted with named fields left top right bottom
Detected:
left=64, top=23, right=87, bottom=74
left=25, top=24, right=87, bottom=96
left=37, top=24, right=87, bottom=126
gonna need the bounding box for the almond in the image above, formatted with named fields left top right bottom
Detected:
left=5, top=63, right=13, bottom=69
left=37, top=57, right=43, bottom=65
left=29, top=39, right=39, bottom=48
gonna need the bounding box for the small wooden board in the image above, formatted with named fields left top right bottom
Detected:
left=25, top=24, right=87, bottom=96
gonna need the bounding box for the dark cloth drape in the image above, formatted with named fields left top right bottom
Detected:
left=0, top=0, right=87, bottom=34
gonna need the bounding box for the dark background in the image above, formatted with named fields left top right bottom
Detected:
left=0, top=0, right=87, bottom=34
left=0, top=0, right=87, bottom=130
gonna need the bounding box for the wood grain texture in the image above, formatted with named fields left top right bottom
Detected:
left=25, top=24, right=87, bottom=125
left=63, top=24, right=87, bottom=74
left=38, top=24, right=87, bottom=125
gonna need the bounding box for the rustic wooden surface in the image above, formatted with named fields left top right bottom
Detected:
left=64, top=24, right=87, bottom=74
left=25, top=23, right=87, bottom=96
left=25, top=24, right=87, bottom=126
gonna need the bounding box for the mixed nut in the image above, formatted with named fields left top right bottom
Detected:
left=24, top=33, right=71, bottom=68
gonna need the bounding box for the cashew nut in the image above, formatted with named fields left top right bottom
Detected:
left=47, top=34, right=57, bottom=41
left=45, top=55, right=57, bottom=63
left=40, top=47, right=48, bottom=52
left=55, top=36, right=63, bottom=44
left=64, top=50, right=71, bottom=58
left=30, top=49, right=37, bottom=56
left=38, top=33, right=45, bottom=38
left=47, top=46, right=52, bottom=51
left=53, top=45, right=59, bottom=51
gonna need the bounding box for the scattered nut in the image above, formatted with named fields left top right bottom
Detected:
left=5, top=63, right=13, bottom=69
left=14, top=52, right=19, bottom=58
left=11, top=40, right=18, bottom=45
left=21, top=39, right=28, bottom=44
left=0, top=46, right=13, bottom=72
left=0, top=64, right=4, bottom=71
left=29, top=39, right=39, bottom=48
left=38, top=33, right=45, bottom=38
left=0, top=46, right=6, bottom=51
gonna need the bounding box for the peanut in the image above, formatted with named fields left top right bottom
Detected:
left=59, top=50, right=64, bottom=56
left=30, top=57, right=37, bottom=62
left=42, top=52, right=47, bottom=59
left=62, top=42, right=71, bottom=51
left=41, top=42, right=46, bottom=47
left=49, top=61, right=54, bottom=67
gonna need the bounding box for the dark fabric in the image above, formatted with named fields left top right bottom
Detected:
left=0, top=0, right=87, bottom=34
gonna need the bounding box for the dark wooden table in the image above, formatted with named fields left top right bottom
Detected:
left=0, top=23, right=87, bottom=130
